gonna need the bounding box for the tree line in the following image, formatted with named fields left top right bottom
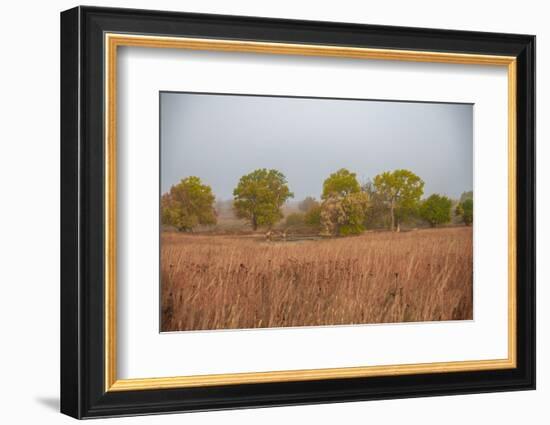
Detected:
left=161, top=168, right=473, bottom=235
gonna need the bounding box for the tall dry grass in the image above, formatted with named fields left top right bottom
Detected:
left=161, top=227, right=472, bottom=331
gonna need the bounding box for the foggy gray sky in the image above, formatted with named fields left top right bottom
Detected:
left=160, top=92, right=473, bottom=201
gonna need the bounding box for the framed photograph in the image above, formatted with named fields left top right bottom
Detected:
left=60, top=6, right=535, bottom=419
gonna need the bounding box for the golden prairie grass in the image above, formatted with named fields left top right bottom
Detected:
left=161, top=227, right=473, bottom=331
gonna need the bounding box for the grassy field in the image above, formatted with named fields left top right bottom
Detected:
left=161, top=227, right=473, bottom=332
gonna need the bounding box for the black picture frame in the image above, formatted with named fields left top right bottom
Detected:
left=61, top=5, right=535, bottom=419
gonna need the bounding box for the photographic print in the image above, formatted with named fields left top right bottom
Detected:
left=160, top=92, right=474, bottom=332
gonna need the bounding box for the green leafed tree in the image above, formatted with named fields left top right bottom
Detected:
left=419, top=194, right=453, bottom=227
left=456, top=198, right=474, bottom=226
left=319, top=169, right=369, bottom=236
left=233, top=168, right=294, bottom=230
left=161, top=176, right=217, bottom=232
left=321, top=168, right=361, bottom=199
left=373, top=169, right=424, bottom=231
left=340, top=192, right=371, bottom=235
left=320, top=192, right=370, bottom=236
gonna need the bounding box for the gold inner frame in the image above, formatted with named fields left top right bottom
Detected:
left=104, top=33, right=517, bottom=392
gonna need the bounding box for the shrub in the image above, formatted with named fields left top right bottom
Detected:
left=419, top=194, right=452, bottom=227
left=304, top=204, right=322, bottom=227
left=456, top=198, right=473, bottom=225
left=285, top=212, right=306, bottom=226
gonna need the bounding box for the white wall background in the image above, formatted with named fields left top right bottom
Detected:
left=0, top=0, right=545, bottom=423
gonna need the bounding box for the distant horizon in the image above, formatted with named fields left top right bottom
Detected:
left=161, top=92, right=473, bottom=200
left=211, top=188, right=474, bottom=205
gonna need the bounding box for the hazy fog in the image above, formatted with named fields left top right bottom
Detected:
left=161, top=92, right=473, bottom=201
